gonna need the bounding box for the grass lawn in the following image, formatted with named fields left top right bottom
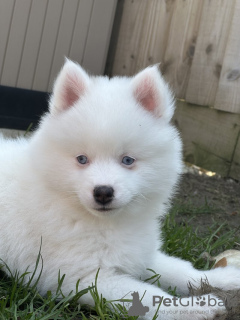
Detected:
left=0, top=201, right=239, bottom=320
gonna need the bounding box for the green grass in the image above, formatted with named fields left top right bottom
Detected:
left=162, top=200, right=240, bottom=270
left=0, top=201, right=239, bottom=319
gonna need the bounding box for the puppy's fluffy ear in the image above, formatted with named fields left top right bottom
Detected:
left=131, top=65, right=174, bottom=121
left=49, top=59, right=90, bottom=114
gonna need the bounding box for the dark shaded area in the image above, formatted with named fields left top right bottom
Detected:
left=0, top=85, right=49, bottom=130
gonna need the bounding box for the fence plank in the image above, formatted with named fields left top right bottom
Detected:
left=214, top=0, right=240, bottom=114
left=32, top=0, right=64, bottom=92
left=1, top=0, right=32, bottom=87
left=111, top=0, right=176, bottom=76
left=162, top=0, right=203, bottom=98
left=82, top=0, right=117, bottom=75
left=185, top=0, right=234, bottom=106
left=47, top=0, right=80, bottom=91
left=0, top=1, right=15, bottom=80
left=16, top=0, right=48, bottom=90
left=69, top=0, right=94, bottom=64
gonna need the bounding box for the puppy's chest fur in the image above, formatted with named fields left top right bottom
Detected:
left=45, top=215, right=158, bottom=268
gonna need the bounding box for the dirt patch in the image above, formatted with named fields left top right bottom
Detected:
left=174, top=166, right=240, bottom=235
left=174, top=167, right=240, bottom=320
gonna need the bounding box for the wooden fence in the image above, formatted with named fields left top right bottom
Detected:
left=108, top=0, right=240, bottom=179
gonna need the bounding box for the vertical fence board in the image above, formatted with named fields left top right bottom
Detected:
left=214, top=0, right=240, bottom=114
left=162, top=0, right=203, bottom=98
left=185, top=0, right=235, bottom=106
left=0, top=1, right=15, bottom=79
left=47, top=0, right=80, bottom=91
left=16, top=0, right=48, bottom=90
left=82, top=0, right=117, bottom=75
left=69, top=0, right=94, bottom=64
left=1, top=0, right=32, bottom=87
left=32, top=0, right=64, bottom=91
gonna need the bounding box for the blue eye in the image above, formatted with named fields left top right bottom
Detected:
left=76, top=155, right=89, bottom=165
left=122, top=156, right=135, bottom=166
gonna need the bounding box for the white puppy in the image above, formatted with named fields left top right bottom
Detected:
left=0, top=60, right=239, bottom=319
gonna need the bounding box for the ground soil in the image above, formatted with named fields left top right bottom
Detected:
left=174, top=168, right=240, bottom=320
left=174, top=166, right=240, bottom=236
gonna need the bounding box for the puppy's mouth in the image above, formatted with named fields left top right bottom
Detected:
left=95, top=206, right=115, bottom=212
left=89, top=204, right=123, bottom=217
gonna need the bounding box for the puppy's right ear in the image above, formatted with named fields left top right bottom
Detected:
left=49, top=59, right=90, bottom=114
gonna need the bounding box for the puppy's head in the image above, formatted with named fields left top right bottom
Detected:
left=31, top=60, right=182, bottom=218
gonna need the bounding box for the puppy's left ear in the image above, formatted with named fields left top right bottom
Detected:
left=131, top=65, right=174, bottom=121
left=49, top=59, right=90, bottom=114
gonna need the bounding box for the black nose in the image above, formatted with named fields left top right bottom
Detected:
left=93, top=186, right=114, bottom=205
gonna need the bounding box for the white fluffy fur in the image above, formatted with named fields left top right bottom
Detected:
left=0, top=60, right=239, bottom=319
